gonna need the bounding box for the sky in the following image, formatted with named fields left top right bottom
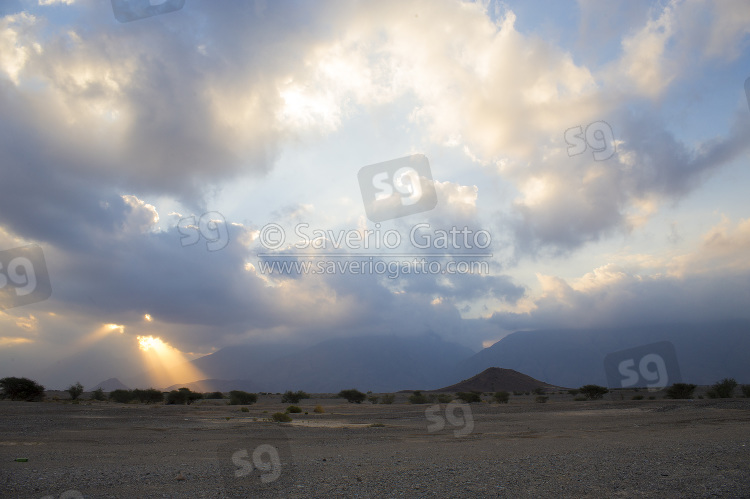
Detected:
left=0, top=0, right=749, bottom=389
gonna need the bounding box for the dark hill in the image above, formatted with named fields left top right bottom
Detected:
left=436, top=367, right=565, bottom=393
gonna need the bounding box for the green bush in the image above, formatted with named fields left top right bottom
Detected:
left=665, top=383, right=697, bottom=399
left=229, top=390, right=258, bottom=405
left=109, top=389, right=134, bottom=404
left=132, top=388, right=164, bottom=404
left=578, top=385, right=609, bottom=400
left=567, top=389, right=580, bottom=396
left=535, top=395, right=549, bottom=403
left=205, top=391, right=224, bottom=399
left=0, top=377, right=45, bottom=401
left=437, top=393, right=454, bottom=404
left=742, top=385, right=750, bottom=398
left=281, top=390, right=310, bottom=404
left=493, top=391, right=510, bottom=403
left=338, top=388, right=366, bottom=404
left=91, top=388, right=106, bottom=401
left=632, top=395, right=644, bottom=400
left=706, top=378, right=737, bottom=399
left=532, top=387, right=545, bottom=395
left=573, top=395, right=587, bottom=401
left=66, top=382, right=84, bottom=401
left=368, top=395, right=379, bottom=404
left=286, top=405, right=302, bottom=413
left=455, top=392, right=482, bottom=403
left=271, top=412, right=292, bottom=422
left=408, top=390, right=429, bottom=404
left=166, top=387, right=203, bottom=405
left=240, top=407, right=249, bottom=413
left=380, top=393, right=395, bottom=404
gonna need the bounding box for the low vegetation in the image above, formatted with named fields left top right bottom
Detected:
left=578, top=385, right=609, bottom=400
left=380, top=393, right=395, bottom=404
left=0, top=377, right=45, bottom=401
left=313, top=404, right=325, bottom=413
left=436, top=393, right=453, bottom=404
left=408, top=390, right=429, bottom=404
left=338, top=388, right=367, bottom=404
left=455, top=392, right=482, bottom=403
left=229, top=390, right=258, bottom=405
left=706, top=378, right=737, bottom=399
left=91, top=388, right=106, bottom=401
left=66, top=382, right=84, bottom=401
left=493, top=391, right=510, bottom=403
left=281, top=390, right=310, bottom=404
left=108, top=388, right=165, bottom=404
left=271, top=412, right=292, bottom=422
left=286, top=405, right=302, bottom=413
left=204, top=391, right=224, bottom=399
left=665, top=383, right=697, bottom=399
left=166, top=387, right=202, bottom=405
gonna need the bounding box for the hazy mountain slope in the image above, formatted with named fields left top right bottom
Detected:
left=246, top=335, right=476, bottom=393
left=458, top=320, right=750, bottom=387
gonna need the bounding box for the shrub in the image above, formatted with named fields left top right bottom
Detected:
left=91, top=388, right=106, bottom=401
left=286, top=405, right=302, bottom=413
left=66, top=382, right=84, bottom=401
left=240, top=407, right=249, bottom=413
left=437, top=393, right=454, bottom=404
left=742, top=385, right=750, bottom=398
left=313, top=404, right=325, bottom=413
left=455, top=392, right=482, bottom=403
left=229, top=390, right=258, bottom=405
left=380, top=394, right=395, bottom=404
left=578, top=385, right=609, bottom=400
left=368, top=395, right=379, bottom=404
left=0, top=377, right=45, bottom=401
left=132, top=388, right=164, bottom=404
left=573, top=395, right=587, bottom=401
left=632, top=395, right=644, bottom=400
left=408, top=390, right=429, bottom=404
left=567, top=389, right=580, bottom=396
left=271, top=412, right=292, bottom=422
left=281, top=390, right=310, bottom=404
left=535, top=395, right=549, bottom=403
left=513, top=391, right=524, bottom=396
left=109, top=389, right=134, bottom=404
left=493, top=391, right=510, bottom=403
left=166, top=387, right=202, bottom=405
left=532, top=387, right=545, bottom=395
left=338, top=388, right=366, bottom=404
left=665, top=383, right=697, bottom=399
left=706, top=378, right=737, bottom=399
left=205, top=391, right=224, bottom=399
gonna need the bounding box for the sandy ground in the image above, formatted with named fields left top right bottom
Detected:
left=1, top=395, right=749, bottom=498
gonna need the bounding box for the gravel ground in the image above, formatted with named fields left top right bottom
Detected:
left=1, top=397, right=749, bottom=498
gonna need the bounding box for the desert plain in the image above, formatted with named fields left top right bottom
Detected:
left=1, top=393, right=749, bottom=498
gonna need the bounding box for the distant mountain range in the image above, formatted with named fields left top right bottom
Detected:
left=99, top=320, right=750, bottom=392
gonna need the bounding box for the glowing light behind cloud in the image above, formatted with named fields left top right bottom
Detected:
left=136, top=335, right=204, bottom=388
